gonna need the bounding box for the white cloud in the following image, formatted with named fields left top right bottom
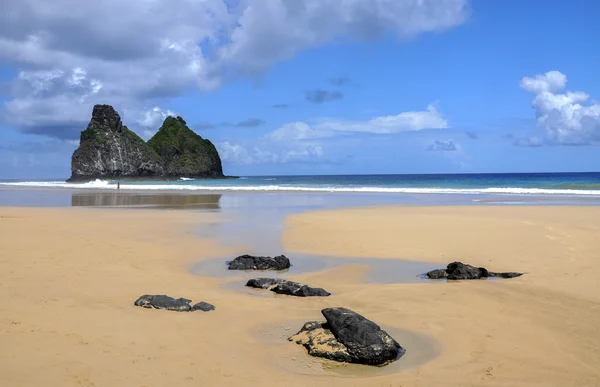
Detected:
left=217, top=141, right=256, bottom=165
left=520, top=71, right=600, bottom=145
left=217, top=141, right=324, bottom=165
left=0, top=0, right=469, bottom=139
left=268, top=104, right=448, bottom=141
left=519, top=71, right=566, bottom=94
left=136, top=107, right=177, bottom=139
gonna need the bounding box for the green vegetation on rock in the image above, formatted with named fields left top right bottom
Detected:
left=148, top=116, right=223, bottom=178
left=68, top=104, right=225, bottom=182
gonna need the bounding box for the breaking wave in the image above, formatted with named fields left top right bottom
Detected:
left=1, top=179, right=600, bottom=196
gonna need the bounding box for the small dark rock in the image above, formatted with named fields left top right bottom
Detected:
left=246, top=278, right=286, bottom=289
left=289, top=307, right=404, bottom=366
left=426, top=269, right=448, bottom=279
left=245, top=278, right=330, bottom=297
left=425, top=261, right=523, bottom=281
left=272, top=282, right=331, bottom=297
left=134, top=294, right=214, bottom=312
left=228, top=254, right=291, bottom=271
left=489, top=271, right=523, bottom=278
left=446, top=261, right=489, bottom=280
left=134, top=294, right=192, bottom=311
left=192, top=301, right=215, bottom=312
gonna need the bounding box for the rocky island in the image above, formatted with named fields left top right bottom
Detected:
left=67, top=104, right=228, bottom=182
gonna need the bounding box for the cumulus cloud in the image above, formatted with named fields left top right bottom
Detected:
left=0, top=0, right=469, bottom=139
left=520, top=70, right=600, bottom=145
left=269, top=104, right=449, bottom=141
left=217, top=141, right=323, bottom=165
left=427, top=139, right=458, bottom=151
left=135, top=107, right=177, bottom=139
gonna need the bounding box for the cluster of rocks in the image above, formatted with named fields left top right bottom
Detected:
left=135, top=255, right=524, bottom=368
left=246, top=278, right=331, bottom=297
left=134, top=294, right=215, bottom=312
left=426, top=261, right=523, bottom=280
left=289, top=307, right=405, bottom=366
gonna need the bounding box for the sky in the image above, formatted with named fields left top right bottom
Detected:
left=0, top=0, right=599, bottom=179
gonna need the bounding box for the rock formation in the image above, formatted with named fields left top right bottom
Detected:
left=227, top=254, right=291, bottom=271
left=134, top=294, right=215, bottom=312
left=289, top=307, right=404, bottom=366
left=69, top=105, right=163, bottom=181
left=68, top=104, right=225, bottom=182
left=246, top=278, right=331, bottom=297
left=426, top=261, right=523, bottom=280
left=147, top=116, right=223, bottom=178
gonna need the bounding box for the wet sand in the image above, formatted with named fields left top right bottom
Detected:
left=1, top=205, right=599, bottom=386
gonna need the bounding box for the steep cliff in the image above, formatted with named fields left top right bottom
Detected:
left=68, top=105, right=163, bottom=181
left=68, top=105, right=225, bottom=182
left=147, top=116, right=223, bottom=178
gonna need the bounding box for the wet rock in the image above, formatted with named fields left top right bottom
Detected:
left=227, top=254, right=291, bottom=271
left=246, top=278, right=286, bottom=288
left=192, top=301, right=215, bottom=311
left=490, top=271, right=523, bottom=278
left=134, top=295, right=192, bottom=311
left=289, top=307, right=404, bottom=366
left=426, top=261, right=523, bottom=280
left=246, top=278, right=330, bottom=297
left=426, top=269, right=448, bottom=279
left=134, top=294, right=214, bottom=312
left=289, top=321, right=352, bottom=363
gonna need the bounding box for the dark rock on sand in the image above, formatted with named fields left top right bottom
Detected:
left=246, top=278, right=331, bottom=297
left=227, top=254, right=291, bottom=271
left=192, top=301, right=216, bottom=311
left=289, top=307, right=404, bottom=366
left=426, top=261, right=523, bottom=280
left=426, top=269, right=448, bottom=279
left=134, top=295, right=214, bottom=312
left=289, top=321, right=353, bottom=363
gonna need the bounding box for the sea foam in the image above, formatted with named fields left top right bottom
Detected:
left=2, top=180, right=600, bottom=196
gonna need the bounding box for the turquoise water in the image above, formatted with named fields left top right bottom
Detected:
left=2, top=172, right=600, bottom=196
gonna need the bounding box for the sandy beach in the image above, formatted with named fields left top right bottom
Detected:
left=1, top=205, right=599, bottom=386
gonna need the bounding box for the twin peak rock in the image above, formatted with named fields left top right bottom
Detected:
left=68, top=104, right=226, bottom=182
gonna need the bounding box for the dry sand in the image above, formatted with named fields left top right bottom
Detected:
left=1, top=205, right=599, bottom=387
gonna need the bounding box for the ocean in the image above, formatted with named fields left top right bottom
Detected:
left=2, top=172, right=600, bottom=197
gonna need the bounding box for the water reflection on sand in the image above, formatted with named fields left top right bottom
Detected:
left=71, top=192, right=222, bottom=210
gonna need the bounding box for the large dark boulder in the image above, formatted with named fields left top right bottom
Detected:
left=426, top=261, right=523, bottom=280
left=228, top=254, right=291, bottom=271
left=289, top=307, right=404, bottom=366
left=246, top=278, right=330, bottom=297
left=147, top=116, right=223, bottom=178
left=134, top=294, right=214, bottom=312
left=69, top=105, right=163, bottom=181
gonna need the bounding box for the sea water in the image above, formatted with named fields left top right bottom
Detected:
left=2, top=172, right=600, bottom=196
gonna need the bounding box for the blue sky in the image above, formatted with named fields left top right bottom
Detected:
left=0, top=0, right=599, bottom=178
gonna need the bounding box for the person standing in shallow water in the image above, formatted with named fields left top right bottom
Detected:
left=117, top=182, right=120, bottom=190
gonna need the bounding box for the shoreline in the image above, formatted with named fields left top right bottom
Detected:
left=1, top=204, right=599, bottom=386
